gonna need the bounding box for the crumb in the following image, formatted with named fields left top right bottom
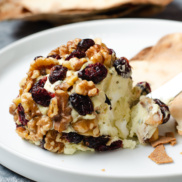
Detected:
left=150, top=135, right=176, bottom=147
left=101, top=169, right=105, bottom=172
left=148, top=145, right=173, bottom=164
left=180, top=152, right=182, bottom=155
left=62, top=160, right=64, bottom=162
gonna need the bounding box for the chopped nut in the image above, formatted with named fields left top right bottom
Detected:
left=27, top=116, right=53, bottom=142
left=21, top=93, right=41, bottom=120
left=44, top=130, right=64, bottom=153
left=9, top=103, right=17, bottom=115
left=59, top=38, right=81, bottom=56
left=48, top=97, right=59, bottom=118
left=29, top=57, right=59, bottom=71
left=19, top=70, right=40, bottom=95
left=55, top=82, right=71, bottom=91
left=86, top=44, right=112, bottom=67
left=72, top=118, right=99, bottom=137
left=31, top=70, right=40, bottom=79
left=48, top=90, right=72, bottom=132
left=65, top=74, right=78, bottom=86
left=67, top=38, right=81, bottom=53
left=9, top=104, right=19, bottom=123
left=75, top=80, right=99, bottom=97
left=48, top=47, right=60, bottom=56
left=62, top=57, right=87, bottom=71
left=16, top=126, right=30, bottom=140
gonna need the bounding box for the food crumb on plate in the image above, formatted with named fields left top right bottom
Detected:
left=148, top=144, right=173, bottom=164
left=150, top=132, right=176, bottom=147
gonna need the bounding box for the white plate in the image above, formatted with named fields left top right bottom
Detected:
left=0, top=19, right=182, bottom=182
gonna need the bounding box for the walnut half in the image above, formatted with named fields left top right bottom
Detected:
left=48, top=90, right=72, bottom=132
left=75, top=80, right=99, bottom=97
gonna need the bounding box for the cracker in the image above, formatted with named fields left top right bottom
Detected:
left=130, top=33, right=182, bottom=90
left=150, top=135, right=176, bottom=148
left=148, top=145, right=173, bottom=164
left=169, top=92, right=182, bottom=135
left=0, top=0, right=173, bottom=22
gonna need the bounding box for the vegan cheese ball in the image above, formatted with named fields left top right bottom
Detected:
left=9, top=38, right=170, bottom=154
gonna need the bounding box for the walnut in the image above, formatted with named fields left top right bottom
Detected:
left=55, top=73, right=78, bottom=91
left=9, top=103, right=17, bottom=115
left=27, top=116, right=53, bottom=142
left=31, top=70, right=40, bottom=79
left=19, top=70, right=40, bottom=95
left=16, top=127, right=30, bottom=140
left=65, top=74, right=78, bottom=86
left=12, top=96, right=21, bottom=107
left=19, top=76, right=33, bottom=94
left=59, top=38, right=81, bottom=56
left=62, top=57, right=87, bottom=71
left=47, top=97, right=59, bottom=118
left=21, top=93, right=41, bottom=120
left=44, top=130, right=64, bottom=153
left=75, top=80, right=99, bottom=97
left=48, top=90, right=72, bottom=132
left=55, top=82, right=71, bottom=91
left=48, top=47, right=60, bottom=56
left=86, top=44, right=113, bottom=67
left=72, top=118, right=100, bottom=137
left=9, top=103, right=19, bottom=122
left=29, top=57, right=59, bottom=71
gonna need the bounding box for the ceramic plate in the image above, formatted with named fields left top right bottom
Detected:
left=0, top=19, right=182, bottom=182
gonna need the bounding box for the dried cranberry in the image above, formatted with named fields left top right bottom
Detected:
left=31, top=77, right=55, bottom=107
left=108, top=48, right=115, bottom=55
left=40, top=136, right=46, bottom=150
left=62, top=132, right=83, bottom=144
left=154, top=99, right=170, bottom=124
left=69, top=93, right=94, bottom=115
left=65, top=49, right=85, bottom=61
left=83, top=136, right=109, bottom=149
left=49, top=65, right=67, bottom=84
left=105, top=95, right=112, bottom=110
left=47, top=54, right=61, bottom=59
left=136, top=82, right=151, bottom=95
left=78, top=63, right=108, bottom=84
left=113, top=57, right=131, bottom=78
left=33, top=76, right=47, bottom=88
left=34, top=56, right=43, bottom=60
left=77, top=39, right=95, bottom=52
left=17, top=104, right=28, bottom=125
left=15, top=123, right=24, bottom=128
left=95, top=140, right=122, bottom=152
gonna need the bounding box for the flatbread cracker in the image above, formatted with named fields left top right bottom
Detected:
left=169, top=93, right=182, bottom=135
left=150, top=135, right=176, bottom=148
left=0, top=0, right=173, bottom=23
left=148, top=145, right=173, bottom=164
left=130, top=33, right=182, bottom=90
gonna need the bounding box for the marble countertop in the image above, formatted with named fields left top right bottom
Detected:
left=0, top=0, right=182, bottom=181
